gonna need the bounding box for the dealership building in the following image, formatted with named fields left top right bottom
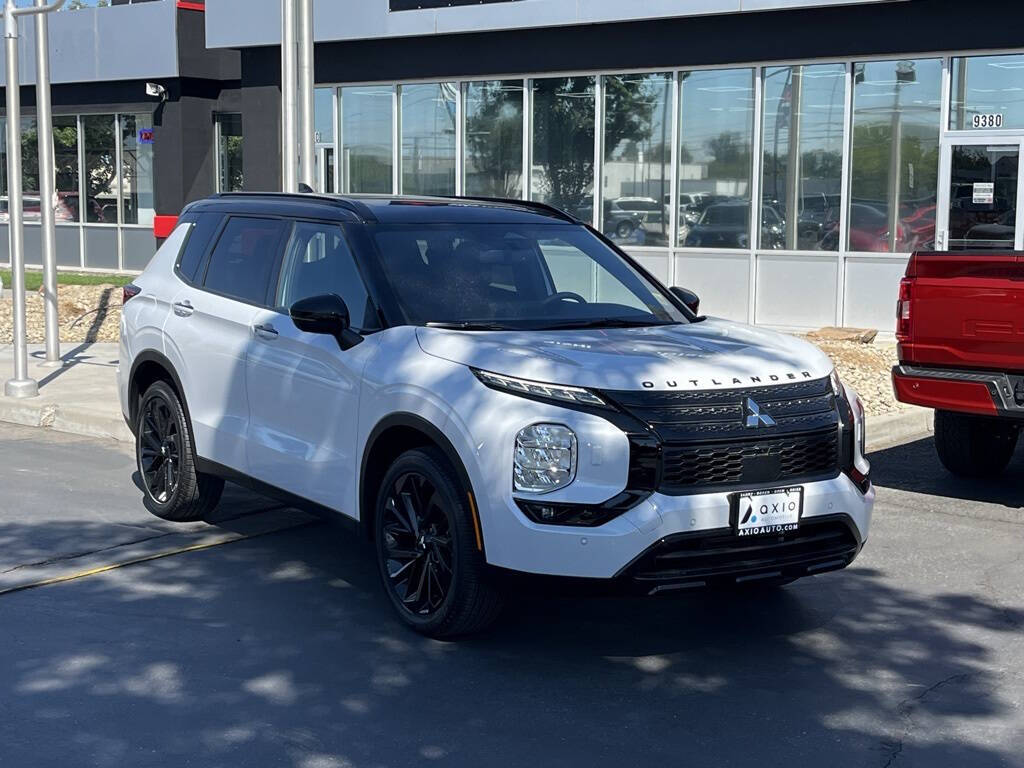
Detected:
left=2, top=0, right=1024, bottom=333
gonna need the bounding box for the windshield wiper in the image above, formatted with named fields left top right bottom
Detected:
left=425, top=321, right=517, bottom=331
left=536, top=318, right=678, bottom=331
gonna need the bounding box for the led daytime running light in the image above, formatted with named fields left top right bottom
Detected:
left=473, top=369, right=607, bottom=407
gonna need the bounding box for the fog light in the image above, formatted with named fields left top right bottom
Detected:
left=514, top=424, right=576, bottom=493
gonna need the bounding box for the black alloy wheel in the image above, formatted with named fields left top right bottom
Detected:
left=374, top=447, right=504, bottom=638
left=380, top=471, right=454, bottom=616
left=139, top=393, right=182, bottom=504
left=135, top=380, right=224, bottom=522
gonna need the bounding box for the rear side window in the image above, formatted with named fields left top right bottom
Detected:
left=203, top=216, right=288, bottom=305
left=177, top=211, right=223, bottom=283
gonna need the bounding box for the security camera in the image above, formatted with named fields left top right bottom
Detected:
left=146, top=82, right=168, bottom=101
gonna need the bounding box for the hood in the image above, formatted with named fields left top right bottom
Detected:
left=416, top=318, right=833, bottom=392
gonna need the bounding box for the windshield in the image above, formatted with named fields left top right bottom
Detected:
left=371, top=223, right=687, bottom=330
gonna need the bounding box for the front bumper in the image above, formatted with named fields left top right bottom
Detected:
left=482, top=472, right=874, bottom=580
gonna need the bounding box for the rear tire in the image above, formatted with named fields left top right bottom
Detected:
left=615, top=220, right=635, bottom=239
left=136, top=380, right=224, bottom=522
left=374, top=447, right=503, bottom=639
left=934, top=409, right=1019, bottom=478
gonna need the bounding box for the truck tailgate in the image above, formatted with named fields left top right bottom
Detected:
left=901, top=252, right=1024, bottom=371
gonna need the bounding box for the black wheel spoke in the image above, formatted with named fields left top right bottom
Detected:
left=381, top=470, right=456, bottom=618
left=139, top=394, right=182, bottom=505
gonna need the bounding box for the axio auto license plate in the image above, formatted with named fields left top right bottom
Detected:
left=734, top=487, right=803, bottom=537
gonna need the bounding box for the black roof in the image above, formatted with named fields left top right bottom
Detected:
left=185, top=193, right=579, bottom=225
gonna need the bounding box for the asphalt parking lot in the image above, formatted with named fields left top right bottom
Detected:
left=0, top=423, right=1022, bottom=768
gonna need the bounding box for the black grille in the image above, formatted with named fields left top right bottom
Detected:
left=601, top=377, right=842, bottom=494
left=625, top=518, right=860, bottom=594
left=660, top=429, right=839, bottom=492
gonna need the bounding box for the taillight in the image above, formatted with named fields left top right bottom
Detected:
left=123, top=284, right=141, bottom=304
left=895, top=277, right=912, bottom=342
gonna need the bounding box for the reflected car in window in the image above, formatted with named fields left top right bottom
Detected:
left=682, top=201, right=784, bottom=249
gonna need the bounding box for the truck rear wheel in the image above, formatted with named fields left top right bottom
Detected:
left=934, top=410, right=1019, bottom=478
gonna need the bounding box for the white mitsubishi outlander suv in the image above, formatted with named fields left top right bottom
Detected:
left=119, top=193, right=873, bottom=638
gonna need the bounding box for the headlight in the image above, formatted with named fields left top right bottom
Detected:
left=473, top=369, right=607, bottom=408
left=514, top=424, right=577, bottom=493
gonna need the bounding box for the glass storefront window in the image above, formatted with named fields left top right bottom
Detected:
left=465, top=80, right=524, bottom=198
left=951, top=54, right=1024, bottom=131
left=678, top=68, right=755, bottom=248
left=121, top=113, right=155, bottom=226
left=54, top=116, right=80, bottom=223
left=531, top=76, right=595, bottom=221
left=849, top=58, right=941, bottom=252
left=602, top=72, right=673, bottom=247
left=82, top=114, right=117, bottom=224
left=215, top=113, right=243, bottom=193
left=341, top=85, right=393, bottom=194
left=18, top=118, right=40, bottom=221
left=401, top=82, right=457, bottom=196
left=314, top=87, right=335, bottom=145
left=761, top=63, right=846, bottom=251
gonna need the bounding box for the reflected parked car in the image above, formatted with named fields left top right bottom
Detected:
left=817, top=203, right=904, bottom=251
left=683, top=201, right=785, bottom=249
left=615, top=197, right=669, bottom=246
left=576, top=199, right=647, bottom=241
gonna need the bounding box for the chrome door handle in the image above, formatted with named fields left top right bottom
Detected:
left=253, top=323, right=279, bottom=339
left=173, top=300, right=194, bottom=317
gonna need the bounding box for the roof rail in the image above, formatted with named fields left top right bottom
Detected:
left=441, top=195, right=580, bottom=223
left=210, top=191, right=373, bottom=220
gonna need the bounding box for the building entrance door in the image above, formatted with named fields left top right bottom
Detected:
left=936, top=136, right=1024, bottom=250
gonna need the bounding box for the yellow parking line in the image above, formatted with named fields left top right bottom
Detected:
left=0, top=522, right=314, bottom=598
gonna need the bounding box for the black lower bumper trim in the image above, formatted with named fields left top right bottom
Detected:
left=620, top=515, right=862, bottom=594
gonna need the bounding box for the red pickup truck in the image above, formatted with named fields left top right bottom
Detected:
left=892, top=251, right=1024, bottom=477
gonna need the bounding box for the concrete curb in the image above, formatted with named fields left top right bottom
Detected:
left=866, top=406, right=934, bottom=452
left=0, top=398, right=132, bottom=443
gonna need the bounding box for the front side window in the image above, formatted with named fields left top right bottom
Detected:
left=203, top=217, right=287, bottom=305
left=372, top=222, right=686, bottom=330
left=276, top=221, right=376, bottom=331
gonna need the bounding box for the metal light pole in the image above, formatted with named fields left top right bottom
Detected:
left=2, top=0, right=66, bottom=398
left=297, top=0, right=315, bottom=189
left=280, top=0, right=298, bottom=192
left=35, top=0, right=60, bottom=367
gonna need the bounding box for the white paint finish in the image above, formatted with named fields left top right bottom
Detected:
left=0, top=1, right=178, bottom=86
left=673, top=251, right=751, bottom=323
left=245, top=309, right=377, bottom=514
left=755, top=253, right=838, bottom=329
left=205, top=0, right=895, bottom=48
left=842, top=256, right=908, bottom=332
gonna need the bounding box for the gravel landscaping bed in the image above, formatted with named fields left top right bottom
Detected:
left=2, top=285, right=901, bottom=416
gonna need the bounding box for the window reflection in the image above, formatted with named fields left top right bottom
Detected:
left=465, top=80, right=524, bottom=198
left=602, top=73, right=673, bottom=247
left=761, top=63, right=845, bottom=251
left=401, top=82, right=457, bottom=196
left=849, top=59, right=941, bottom=252
left=54, top=116, right=81, bottom=223
left=82, top=114, right=118, bottom=224
left=951, top=54, right=1024, bottom=131
left=531, top=76, right=595, bottom=221
left=678, top=68, right=755, bottom=248
left=341, top=85, right=393, bottom=194
left=121, top=113, right=155, bottom=226
left=215, top=113, right=243, bottom=193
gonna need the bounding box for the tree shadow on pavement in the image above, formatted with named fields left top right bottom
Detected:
left=868, top=436, right=1024, bottom=509
left=1, top=510, right=1021, bottom=768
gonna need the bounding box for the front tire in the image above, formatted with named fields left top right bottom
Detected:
left=374, top=447, right=503, bottom=639
left=934, top=409, right=1019, bottom=478
left=136, top=380, right=224, bottom=521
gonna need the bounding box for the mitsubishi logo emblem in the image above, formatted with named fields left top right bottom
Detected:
left=744, top=398, right=776, bottom=428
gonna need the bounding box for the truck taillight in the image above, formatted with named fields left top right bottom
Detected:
left=123, top=284, right=141, bottom=304
left=895, top=277, right=912, bottom=341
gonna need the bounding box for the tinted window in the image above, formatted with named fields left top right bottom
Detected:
left=203, top=217, right=287, bottom=305
left=177, top=211, right=224, bottom=283
left=372, top=223, right=686, bottom=330
left=276, top=221, right=376, bottom=331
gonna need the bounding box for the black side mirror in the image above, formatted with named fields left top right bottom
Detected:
left=670, top=286, right=701, bottom=315
left=290, top=293, right=363, bottom=350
